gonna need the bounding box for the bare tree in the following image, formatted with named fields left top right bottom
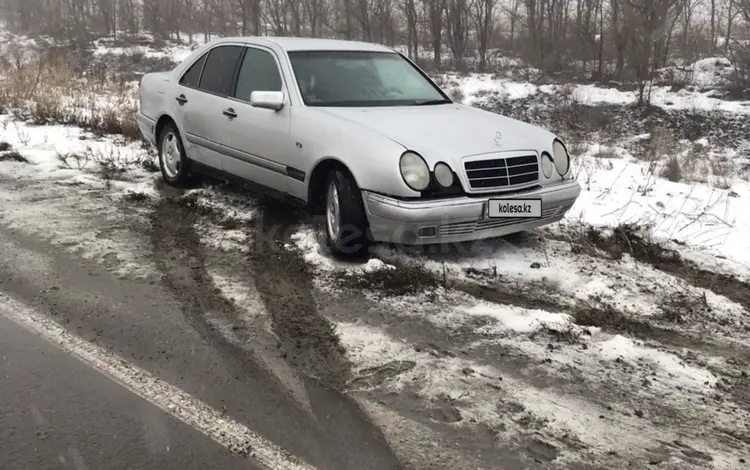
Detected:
left=425, top=0, right=446, bottom=69
left=400, top=0, right=420, bottom=61
left=622, top=0, right=683, bottom=105
left=472, top=0, right=497, bottom=72
left=446, top=0, right=471, bottom=70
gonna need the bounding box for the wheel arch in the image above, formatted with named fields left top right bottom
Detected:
left=154, top=113, right=178, bottom=143
left=307, top=157, right=360, bottom=215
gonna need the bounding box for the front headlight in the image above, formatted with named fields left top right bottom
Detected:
left=552, top=140, right=570, bottom=176
left=541, top=152, right=554, bottom=178
left=400, top=152, right=430, bottom=191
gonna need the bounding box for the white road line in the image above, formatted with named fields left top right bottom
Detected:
left=0, top=293, right=316, bottom=470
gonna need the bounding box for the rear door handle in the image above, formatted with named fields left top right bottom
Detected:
left=222, top=108, right=238, bottom=119
left=175, top=94, right=188, bottom=105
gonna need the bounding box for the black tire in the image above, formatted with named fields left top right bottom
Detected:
left=324, top=169, right=370, bottom=259
left=158, top=122, right=195, bottom=186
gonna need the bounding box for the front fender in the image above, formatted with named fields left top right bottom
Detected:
left=291, top=108, right=420, bottom=199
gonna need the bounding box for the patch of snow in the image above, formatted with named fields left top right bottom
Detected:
left=207, top=271, right=265, bottom=322
left=459, top=302, right=571, bottom=333
left=452, top=73, right=750, bottom=113
left=361, top=258, right=396, bottom=272
left=595, top=334, right=717, bottom=388
left=289, top=227, right=395, bottom=273
left=289, top=228, right=334, bottom=269
left=449, top=73, right=539, bottom=105
left=194, top=223, right=249, bottom=253
left=182, top=188, right=257, bottom=223
left=566, top=143, right=750, bottom=267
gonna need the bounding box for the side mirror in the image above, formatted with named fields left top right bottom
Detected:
left=250, top=91, right=285, bottom=111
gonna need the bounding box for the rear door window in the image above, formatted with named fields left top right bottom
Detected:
left=198, top=45, right=244, bottom=96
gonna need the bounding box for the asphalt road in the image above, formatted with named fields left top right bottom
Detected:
left=0, top=313, right=258, bottom=470
left=0, top=217, right=402, bottom=470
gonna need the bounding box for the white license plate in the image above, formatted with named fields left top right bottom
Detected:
left=487, top=199, right=542, bottom=218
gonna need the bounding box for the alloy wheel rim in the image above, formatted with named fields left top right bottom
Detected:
left=162, top=132, right=181, bottom=178
left=326, top=181, right=340, bottom=242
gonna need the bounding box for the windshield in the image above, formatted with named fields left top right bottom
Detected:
left=287, top=51, right=450, bottom=107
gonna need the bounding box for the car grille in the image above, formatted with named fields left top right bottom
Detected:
left=439, top=202, right=574, bottom=237
left=464, top=154, right=539, bottom=191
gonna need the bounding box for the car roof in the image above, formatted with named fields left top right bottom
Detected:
left=215, top=36, right=395, bottom=53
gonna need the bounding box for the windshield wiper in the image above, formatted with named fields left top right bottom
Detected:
left=412, top=99, right=452, bottom=106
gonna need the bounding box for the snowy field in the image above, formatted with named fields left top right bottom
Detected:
left=1, top=31, right=750, bottom=469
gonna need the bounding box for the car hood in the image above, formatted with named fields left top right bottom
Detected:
left=316, top=104, right=557, bottom=164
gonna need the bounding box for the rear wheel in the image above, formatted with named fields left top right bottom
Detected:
left=324, top=169, right=370, bottom=259
left=159, top=123, right=194, bottom=186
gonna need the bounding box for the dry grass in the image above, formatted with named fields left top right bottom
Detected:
left=448, top=86, right=466, bottom=103
left=0, top=150, right=27, bottom=163
left=643, top=127, right=679, bottom=161
left=592, top=147, right=618, bottom=159
left=660, top=155, right=683, bottom=182
left=0, top=48, right=140, bottom=141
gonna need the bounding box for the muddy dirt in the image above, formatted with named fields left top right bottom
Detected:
left=146, top=188, right=404, bottom=469
left=585, top=224, right=750, bottom=312
left=148, top=193, right=263, bottom=367
left=248, top=198, right=351, bottom=388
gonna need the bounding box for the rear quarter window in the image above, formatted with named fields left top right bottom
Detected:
left=179, top=53, right=207, bottom=88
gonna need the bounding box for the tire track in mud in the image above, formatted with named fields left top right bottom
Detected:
left=148, top=192, right=271, bottom=373
left=247, top=198, right=351, bottom=388
left=147, top=188, right=403, bottom=470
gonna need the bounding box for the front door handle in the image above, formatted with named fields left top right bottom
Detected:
left=222, top=108, right=238, bottom=119
left=175, top=94, right=188, bottom=105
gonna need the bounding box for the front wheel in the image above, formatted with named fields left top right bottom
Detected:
left=324, top=169, right=370, bottom=259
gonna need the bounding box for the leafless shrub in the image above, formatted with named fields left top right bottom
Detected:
left=660, top=155, right=683, bottom=182
left=569, top=141, right=588, bottom=157
left=681, top=142, right=708, bottom=177
left=710, top=159, right=732, bottom=189
left=57, top=151, right=92, bottom=170
left=726, top=40, right=750, bottom=100
left=558, top=83, right=577, bottom=108
left=14, top=123, right=30, bottom=146
left=592, top=147, right=618, bottom=159
left=448, top=86, right=465, bottom=103
left=658, top=292, right=710, bottom=323
left=641, top=127, right=679, bottom=162
left=0, top=150, right=28, bottom=163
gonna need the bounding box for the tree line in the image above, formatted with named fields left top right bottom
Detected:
left=1, top=0, right=749, bottom=85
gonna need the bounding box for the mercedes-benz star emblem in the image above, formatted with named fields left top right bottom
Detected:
left=493, top=131, right=503, bottom=147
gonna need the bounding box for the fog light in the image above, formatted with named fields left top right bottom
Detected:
left=417, top=226, right=437, bottom=238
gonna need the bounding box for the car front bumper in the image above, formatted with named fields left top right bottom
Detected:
left=362, top=180, right=581, bottom=245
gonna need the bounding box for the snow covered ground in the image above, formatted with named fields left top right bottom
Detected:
left=2, top=35, right=750, bottom=468
left=443, top=71, right=750, bottom=113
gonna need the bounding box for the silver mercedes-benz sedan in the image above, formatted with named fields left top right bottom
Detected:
left=136, top=37, right=581, bottom=258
